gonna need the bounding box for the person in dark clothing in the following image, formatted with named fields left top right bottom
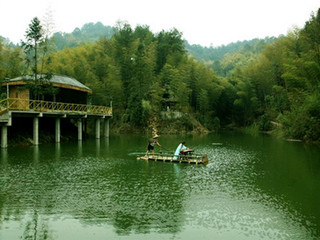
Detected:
left=146, top=135, right=161, bottom=157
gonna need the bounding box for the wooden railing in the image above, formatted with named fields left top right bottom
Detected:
left=0, top=98, right=112, bottom=116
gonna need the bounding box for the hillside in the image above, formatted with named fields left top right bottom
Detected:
left=1, top=21, right=277, bottom=68
left=52, top=22, right=114, bottom=50
left=50, top=22, right=278, bottom=62
left=185, top=37, right=278, bottom=77
left=46, top=22, right=278, bottom=77
left=185, top=37, right=278, bottom=62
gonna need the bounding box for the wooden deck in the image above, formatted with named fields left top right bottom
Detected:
left=0, top=98, right=112, bottom=148
left=137, top=153, right=208, bottom=165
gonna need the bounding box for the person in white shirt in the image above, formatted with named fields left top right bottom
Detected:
left=173, top=141, right=187, bottom=160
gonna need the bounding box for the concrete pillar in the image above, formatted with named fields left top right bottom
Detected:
left=55, top=118, right=61, bottom=143
left=95, top=118, right=100, bottom=139
left=104, top=118, right=109, bottom=138
left=1, top=126, right=8, bottom=148
left=78, top=118, right=82, bottom=141
left=33, top=117, right=39, bottom=145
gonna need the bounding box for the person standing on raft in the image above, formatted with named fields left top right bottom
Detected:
left=146, top=135, right=161, bottom=157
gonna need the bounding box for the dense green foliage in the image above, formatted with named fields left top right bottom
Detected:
left=1, top=9, right=320, bottom=141
left=44, top=23, right=224, bottom=132
left=0, top=38, right=24, bottom=98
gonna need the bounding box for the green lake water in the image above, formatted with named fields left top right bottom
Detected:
left=0, top=132, right=320, bottom=239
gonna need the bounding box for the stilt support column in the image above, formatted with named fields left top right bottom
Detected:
left=55, top=118, right=61, bottom=143
left=104, top=118, right=109, bottom=138
left=1, top=126, right=8, bottom=148
left=33, top=117, right=39, bottom=145
left=95, top=118, right=100, bottom=139
left=78, top=118, right=82, bottom=141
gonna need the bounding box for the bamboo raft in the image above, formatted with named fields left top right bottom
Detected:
left=137, top=152, right=208, bottom=165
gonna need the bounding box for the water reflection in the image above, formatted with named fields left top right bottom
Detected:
left=21, top=210, right=53, bottom=240
left=0, top=134, right=319, bottom=239
left=0, top=137, right=187, bottom=238
left=55, top=143, right=61, bottom=161
left=77, top=141, right=82, bottom=157
left=107, top=162, right=185, bottom=235
left=33, top=146, right=39, bottom=164
left=1, top=148, right=8, bottom=165
left=104, top=137, right=110, bottom=149
left=96, top=139, right=100, bottom=157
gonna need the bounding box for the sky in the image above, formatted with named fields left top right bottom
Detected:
left=0, top=0, right=319, bottom=47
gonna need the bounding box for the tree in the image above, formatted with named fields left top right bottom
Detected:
left=22, top=17, right=56, bottom=100
left=155, top=29, right=185, bottom=73
left=112, top=22, right=136, bottom=109
left=22, top=17, right=44, bottom=80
